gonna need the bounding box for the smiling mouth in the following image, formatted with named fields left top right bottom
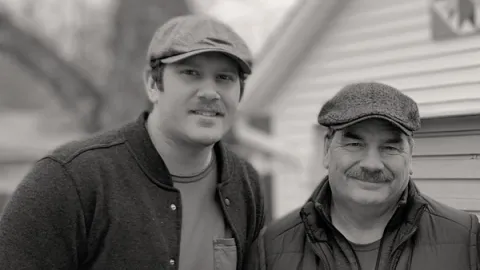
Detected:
left=190, top=110, right=224, bottom=117
left=353, top=177, right=388, bottom=184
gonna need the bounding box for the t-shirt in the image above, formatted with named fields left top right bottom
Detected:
left=349, top=239, right=381, bottom=270
left=172, top=155, right=236, bottom=270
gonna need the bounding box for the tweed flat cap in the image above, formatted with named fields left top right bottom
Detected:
left=147, top=15, right=253, bottom=74
left=317, top=82, right=421, bottom=135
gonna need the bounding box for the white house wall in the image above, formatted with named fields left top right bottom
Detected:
left=412, top=115, right=480, bottom=217
left=270, top=0, right=480, bottom=219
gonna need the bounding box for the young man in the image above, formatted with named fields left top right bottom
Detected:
left=246, top=82, right=480, bottom=270
left=0, top=15, right=265, bottom=270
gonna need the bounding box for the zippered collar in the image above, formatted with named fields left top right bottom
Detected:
left=300, top=177, right=428, bottom=243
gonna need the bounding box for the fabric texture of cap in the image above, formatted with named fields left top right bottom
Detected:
left=147, top=15, right=253, bottom=74
left=317, top=82, right=421, bottom=135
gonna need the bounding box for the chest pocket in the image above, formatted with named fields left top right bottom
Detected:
left=213, top=238, right=237, bottom=270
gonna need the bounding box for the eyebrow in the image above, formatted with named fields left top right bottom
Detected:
left=218, top=68, right=238, bottom=74
left=174, top=60, right=238, bottom=74
left=384, top=135, right=403, bottom=144
left=342, top=130, right=404, bottom=144
left=342, top=131, right=363, bottom=141
left=174, top=59, right=198, bottom=67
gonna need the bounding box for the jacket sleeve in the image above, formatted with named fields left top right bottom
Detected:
left=0, top=157, right=86, bottom=269
left=244, top=227, right=267, bottom=270
left=477, top=219, right=480, bottom=269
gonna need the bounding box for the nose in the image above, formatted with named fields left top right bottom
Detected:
left=197, top=79, right=220, bottom=101
left=359, top=148, right=384, bottom=172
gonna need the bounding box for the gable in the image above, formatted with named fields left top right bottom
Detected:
left=273, top=0, right=480, bottom=120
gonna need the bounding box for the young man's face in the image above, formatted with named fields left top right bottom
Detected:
left=323, top=118, right=413, bottom=207
left=148, top=52, right=242, bottom=147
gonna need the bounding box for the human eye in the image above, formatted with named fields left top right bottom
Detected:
left=343, top=141, right=365, bottom=151
left=217, top=73, right=237, bottom=82
left=381, top=145, right=402, bottom=154
left=180, top=69, right=200, bottom=77
left=346, top=142, right=362, bottom=147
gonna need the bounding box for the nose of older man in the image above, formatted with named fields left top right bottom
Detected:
left=359, top=148, right=385, bottom=173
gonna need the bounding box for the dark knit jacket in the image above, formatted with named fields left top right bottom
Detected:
left=0, top=112, right=265, bottom=270
left=246, top=178, right=479, bottom=270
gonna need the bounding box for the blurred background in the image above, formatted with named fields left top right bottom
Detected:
left=0, top=0, right=479, bottom=222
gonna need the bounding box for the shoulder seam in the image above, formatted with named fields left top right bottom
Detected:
left=425, top=207, right=471, bottom=231
left=48, top=140, right=126, bottom=165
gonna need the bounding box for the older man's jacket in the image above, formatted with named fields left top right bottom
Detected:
left=245, top=178, right=479, bottom=270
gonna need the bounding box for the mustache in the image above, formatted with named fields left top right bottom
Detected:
left=192, top=103, right=226, bottom=114
left=345, top=169, right=394, bottom=183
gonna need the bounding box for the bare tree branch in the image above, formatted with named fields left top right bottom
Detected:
left=0, top=11, right=104, bottom=132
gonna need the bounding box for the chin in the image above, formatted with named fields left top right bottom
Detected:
left=191, top=136, right=221, bottom=146
left=355, top=197, right=389, bottom=206
left=187, top=130, right=224, bottom=146
left=350, top=189, right=391, bottom=205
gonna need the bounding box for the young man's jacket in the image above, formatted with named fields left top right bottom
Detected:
left=245, top=177, right=480, bottom=270
left=0, top=112, right=266, bottom=270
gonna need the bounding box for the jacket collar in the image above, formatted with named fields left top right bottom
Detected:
left=300, top=176, right=428, bottom=243
left=121, top=111, right=236, bottom=188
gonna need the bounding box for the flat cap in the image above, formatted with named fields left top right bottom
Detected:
left=147, top=14, right=253, bottom=75
left=317, top=82, right=421, bottom=135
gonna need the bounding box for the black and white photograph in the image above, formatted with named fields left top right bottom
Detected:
left=0, top=0, right=479, bottom=269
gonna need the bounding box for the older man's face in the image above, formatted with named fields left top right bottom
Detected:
left=323, top=118, right=412, bottom=206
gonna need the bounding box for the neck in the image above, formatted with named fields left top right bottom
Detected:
left=330, top=197, right=399, bottom=244
left=146, top=116, right=213, bottom=177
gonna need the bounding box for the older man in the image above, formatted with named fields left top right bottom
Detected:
left=0, top=15, right=265, bottom=270
left=245, top=82, right=479, bottom=270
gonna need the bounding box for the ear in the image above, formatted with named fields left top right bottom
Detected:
left=406, top=136, right=414, bottom=176
left=408, top=156, right=414, bottom=176
left=322, top=134, right=332, bottom=169
left=143, top=68, right=160, bottom=103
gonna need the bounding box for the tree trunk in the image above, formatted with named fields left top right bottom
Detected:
left=102, top=0, right=191, bottom=129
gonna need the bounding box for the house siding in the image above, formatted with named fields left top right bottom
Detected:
left=270, top=0, right=480, bottom=219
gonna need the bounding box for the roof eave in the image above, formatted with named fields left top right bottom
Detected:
left=238, top=0, right=352, bottom=117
